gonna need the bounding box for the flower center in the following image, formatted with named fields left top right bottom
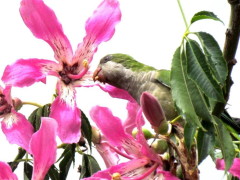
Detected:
left=0, top=94, right=12, bottom=116
left=59, top=62, right=79, bottom=85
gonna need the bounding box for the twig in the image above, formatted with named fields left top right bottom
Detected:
left=213, top=0, right=240, bottom=115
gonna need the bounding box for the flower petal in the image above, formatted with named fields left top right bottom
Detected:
left=96, top=85, right=143, bottom=134
left=2, top=59, right=59, bottom=87
left=30, top=117, right=57, bottom=180
left=2, top=86, right=12, bottom=105
left=90, top=106, right=142, bottom=157
left=1, top=111, right=34, bottom=152
left=98, top=85, right=135, bottom=102
left=90, top=106, right=129, bottom=147
left=216, top=158, right=240, bottom=178
left=50, top=82, right=81, bottom=143
left=96, top=142, right=119, bottom=168
left=136, top=109, right=162, bottom=163
left=0, top=161, right=18, bottom=180
left=83, top=157, right=150, bottom=180
left=72, top=0, right=121, bottom=66
left=20, top=0, right=73, bottom=63
left=85, top=0, right=121, bottom=45
left=156, top=169, right=180, bottom=180
left=124, top=101, right=143, bottom=134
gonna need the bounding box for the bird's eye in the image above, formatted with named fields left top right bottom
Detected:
left=100, top=55, right=111, bottom=64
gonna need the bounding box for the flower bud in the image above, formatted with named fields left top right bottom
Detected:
left=12, top=98, right=23, bottom=111
left=153, top=120, right=172, bottom=135
left=91, top=126, right=101, bottom=144
left=140, top=92, right=171, bottom=135
left=140, top=92, right=165, bottom=127
left=151, top=139, right=168, bottom=154
left=132, top=127, right=154, bottom=140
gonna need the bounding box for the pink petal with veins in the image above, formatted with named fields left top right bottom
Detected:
left=98, top=84, right=135, bottom=102
left=96, top=142, right=119, bottom=168
left=2, top=59, right=58, bottom=87
left=2, top=85, right=12, bottom=105
left=124, top=101, right=144, bottom=134
left=90, top=106, right=142, bottom=157
left=136, top=109, right=162, bottom=163
left=50, top=82, right=81, bottom=143
left=73, top=0, right=121, bottom=66
left=90, top=106, right=129, bottom=147
left=157, top=169, right=180, bottom=180
left=83, top=157, right=150, bottom=180
left=96, top=85, right=143, bottom=134
left=20, top=0, right=73, bottom=63
left=0, top=161, right=18, bottom=180
left=85, top=0, right=121, bottom=45
left=30, top=117, right=57, bottom=180
left=1, top=111, right=34, bottom=152
left=216, top=158, right=240, bottom=178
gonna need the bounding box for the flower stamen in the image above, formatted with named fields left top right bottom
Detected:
left=82, top=59, right=89, bottom=68
left=112, top=172, right=121, bottom=180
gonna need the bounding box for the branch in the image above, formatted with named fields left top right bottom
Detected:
left=224, top=0, right=240, bottom=99
left=213, top=0, right=240, bottom=115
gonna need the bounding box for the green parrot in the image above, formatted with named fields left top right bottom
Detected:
left=92, top=53, right=178, bottom=121
left=93, top=53, right=240, bottom=133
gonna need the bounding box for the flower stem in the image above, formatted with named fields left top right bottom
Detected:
left=170, top=115, right=182, bottom=124
left=177, top=0, right=189, bottom=29
left=22, top=101, right=43, bottom=108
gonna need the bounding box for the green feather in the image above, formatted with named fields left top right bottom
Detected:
left=110, top=54, right=156, bottom=72
left=110, top=53, right=171, bottom=86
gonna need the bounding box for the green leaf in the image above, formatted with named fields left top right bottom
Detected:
left=171, top=46, right=202, bottom=128
left=213, top=116, right=235, bottom=170
left=59, top=144, right=76, bottom=180
left=190, top=11, right=224, bottom=25
left=197, top=122, right=215, bottom=164
left=184, top=123, right=197, bottom=149
left=46, top=165, right=59, bottom=180
left=194, top=32, right=227, bottom=85
left=28, top=104, right=51, bottom=132
left=9, top=148, right=26, bottom=171
left=221, top=111, right=240, bottom=134
left=24, top=162, right=33, bottom=180
left=184, top=70, right=213, bottom=122
left=42, top=104, right=51, bottom=117
left=186, top=39, right=225, bottom=102
left=81, top=110, right=92, bottom=151
left=80, top=154, right=101, bottom=179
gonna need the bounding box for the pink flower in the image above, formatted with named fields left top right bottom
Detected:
left=30, top=117, right=57, bottom=180
left=0, top=161, right=18, bottom=180
left=0, top=85, right=34, bottom=152
left=0, top=117, right=57, bottom=180
left=216, top=158, right=240, bottom=178
left=2, top=0, right=121, bottom=143
left=96, top=84, right=144, bottom=134
left=87, top=105, right=179, bottom=180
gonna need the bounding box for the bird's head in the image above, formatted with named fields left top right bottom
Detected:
left=93, top=53, right=136, bottom=85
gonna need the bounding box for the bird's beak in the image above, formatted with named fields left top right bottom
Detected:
left=92, top=67, right=106, bottom=83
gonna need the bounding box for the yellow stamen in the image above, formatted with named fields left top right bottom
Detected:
left=82, top=59, right=89, bottom=68
left=94, top=76, right=99, bottom=81
left=111, top=172, right=121, bottom=180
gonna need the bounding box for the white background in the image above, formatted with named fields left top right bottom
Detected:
left=0, top=0, right=239, bottom=179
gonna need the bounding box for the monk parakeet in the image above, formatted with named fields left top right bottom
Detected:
left=92, top=53, right=178, bottom=121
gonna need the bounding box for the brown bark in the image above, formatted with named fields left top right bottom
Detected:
left=213, top=0, right=240, bottom=115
